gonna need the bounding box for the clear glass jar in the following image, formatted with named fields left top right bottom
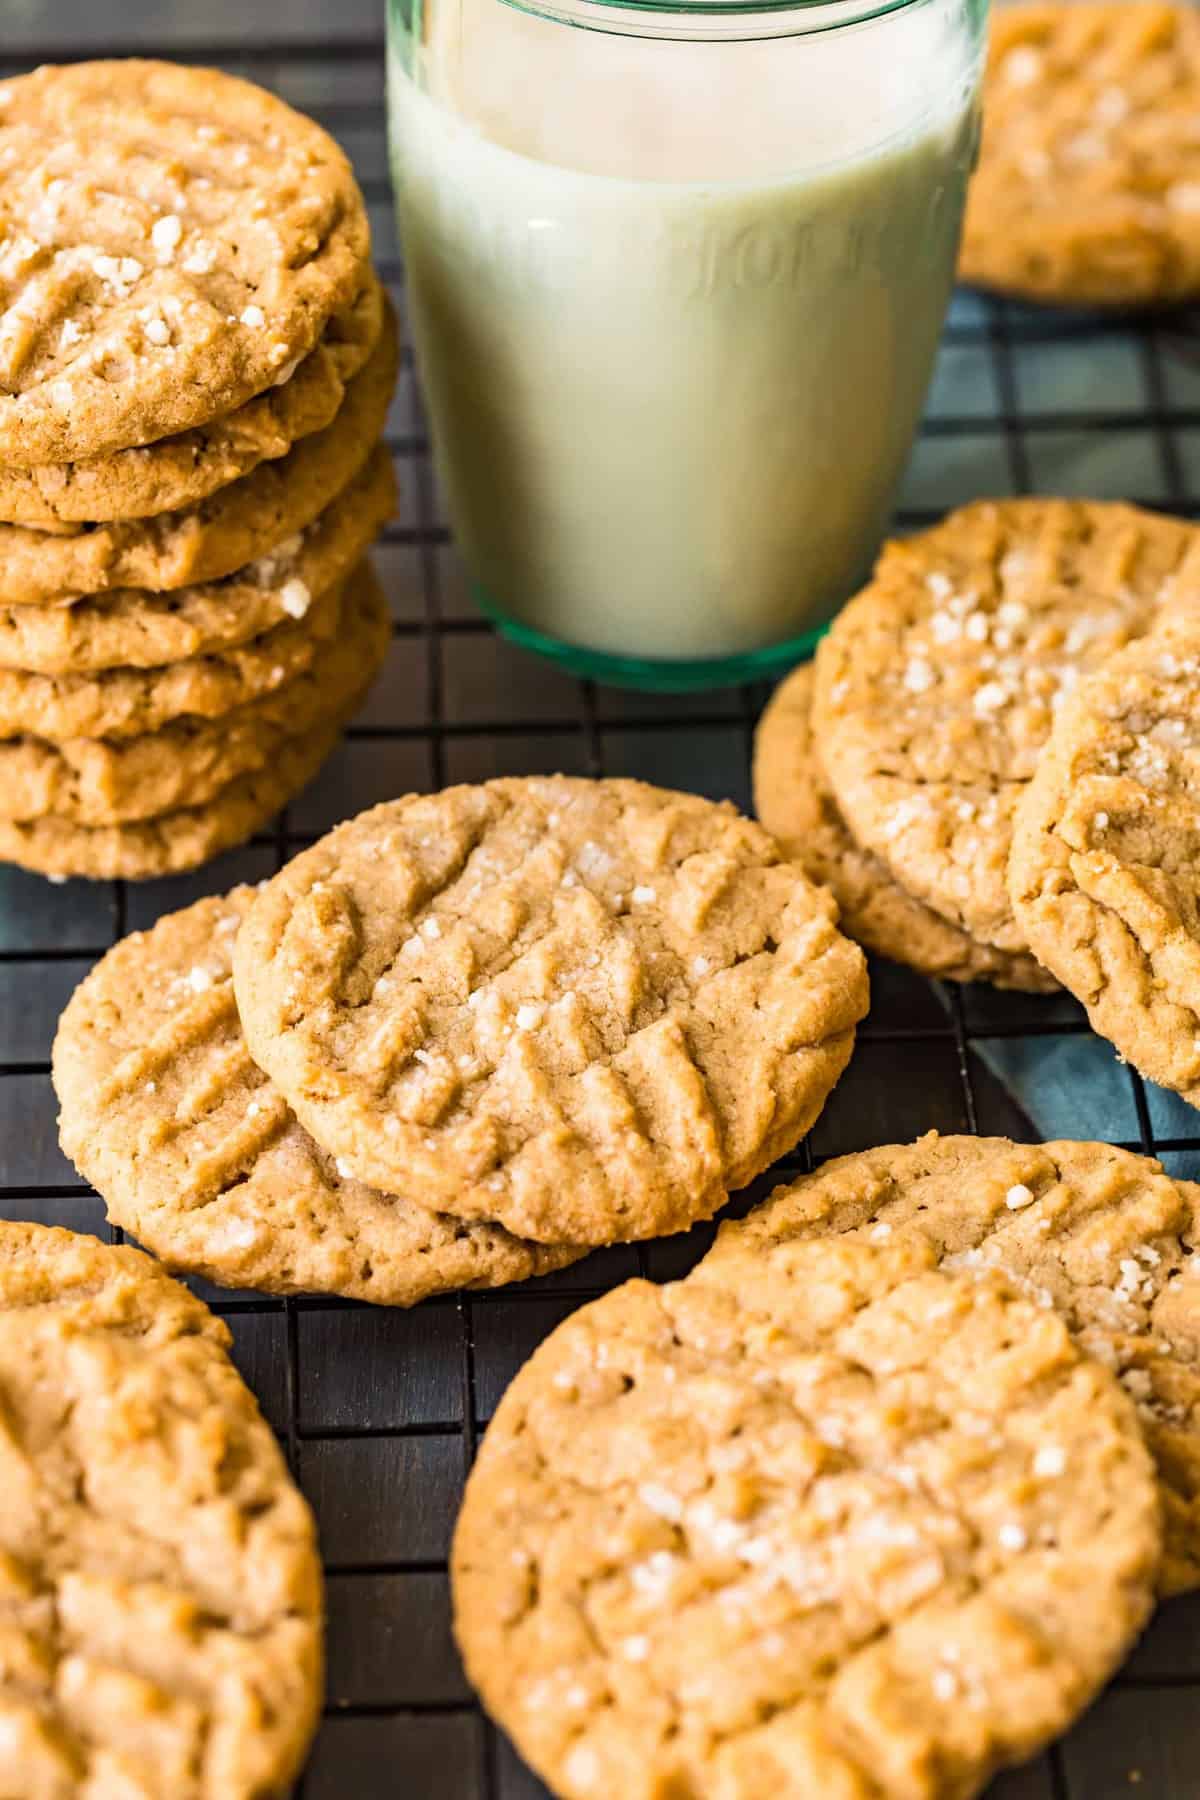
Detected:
left=388, top=0, right=987, bottom=691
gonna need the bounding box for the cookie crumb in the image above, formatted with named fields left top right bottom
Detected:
left=1093, top=86, right=1129, bottom=125
left=182, top=239, right=217, bottom=275
left=151, top=212, right=183, bottom=259
left=973, top=679, right=1009, bottom=716
left=1003, top=45, right=1042, bottom=85
left=279, top=577, right=312, bottom=619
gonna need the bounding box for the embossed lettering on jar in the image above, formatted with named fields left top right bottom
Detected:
left=388, top=0, right=988, bottom=688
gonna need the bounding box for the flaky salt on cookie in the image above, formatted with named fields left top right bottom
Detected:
left=814, top=498, right=1200, bottom=956
left=961, top=2, right=1200, bottom=306
left=53, top=883, right=584, bottom=1297
left=453, top=1239, right=1160, bottom=1798
left=704, top=1132, right=1200, bottom=1595
left=234, top=776, right=869, bottom=1245
left=1010, top=615, right=1200, bottom=1104
left=754, top=659, right=1058, bottom=990
left=0, top=59, right=369, bottom=465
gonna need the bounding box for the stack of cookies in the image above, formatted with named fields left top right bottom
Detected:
left=0, top=60, right=397, bottom=881
left=756, top=498, right=1200, bottom=1107
left=53, top=775, right=870, bottom=1297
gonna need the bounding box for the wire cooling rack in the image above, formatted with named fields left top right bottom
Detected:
left=2, top=20, right=1200, bottom=1799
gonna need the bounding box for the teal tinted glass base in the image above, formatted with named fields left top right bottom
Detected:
left=474, top=586, right=830, bottom=692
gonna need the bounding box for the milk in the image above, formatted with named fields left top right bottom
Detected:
left=389, top=0, right=981, bottom=666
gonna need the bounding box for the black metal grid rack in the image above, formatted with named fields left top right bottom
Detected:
left=2, top=18, right=1199, bottom=1799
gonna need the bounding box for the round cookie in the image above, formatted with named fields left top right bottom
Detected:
left=233, top=777, right=869, bottom=1246
left=0, top=444, right=396, bottom=674
left=1010, top=618, right=1200, bottom=1104
left=0, top=569, right=345, bottom=744
left=0, top=303, right=398, bottom=607
left=54, top=890, right=585, bottom=1301
left=701, top=1132, right=1200, bottom=1595
left=452, top=1249, right=1160, bottom=1800
left=0, top=713, right=346, bottom=881
left=0, top=1221, right=322, bottom=1798
left=0, top=272, right=385, bottom=527
left=814, top=498, right=1199, bottom=954
left=961, top=2, right=1200, bottom=307
left=0, top=60, right=369, bottom=465
left=0, top=562, right=390, bottom=826
left=754, top=661, right=1058, bottom=991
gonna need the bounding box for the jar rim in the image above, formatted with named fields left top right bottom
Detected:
left=392, top=0, right=940, bottom=42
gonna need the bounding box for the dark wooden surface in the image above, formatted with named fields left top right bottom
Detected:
left=1, top=8, right=1198, bottom=1796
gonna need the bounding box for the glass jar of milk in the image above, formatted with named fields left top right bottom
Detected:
left=388, top=0, right=986, bottom=690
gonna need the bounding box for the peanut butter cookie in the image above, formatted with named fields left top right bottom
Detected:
left=54, top=889, right=584, bottom=1301
left=0, top=571, right=344, bottom=744
left=234, top=778, right=869, bottom=1245
left=702, top=1133, right=1200, bottom=1594
left=452, top=1247, right=1159, bottom=1799
left=961, top=2, right=1200, bottom=306
left=0, top=271, right=385, bottom=527
left=814, top=499, right=1198, bottom=954
left=0, top=1221, right=322, bottom=1798
left=1010, top=617, right=1200, bottom=1104
left=0, top=304, right=397, bottom=607
left=0, top=715, right=347, bottom=880
left=0, top=562, right=389, bottom=825
left=0, top=445, right=395, bottom=674
left=0, top=60, right=369, bottom=465
left=754, top=661, right=1058, bottom=990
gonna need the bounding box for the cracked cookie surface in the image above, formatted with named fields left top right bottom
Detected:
left=54, top=888, right=583, bottom=1299
left=452, top=1247, right=1159, bottom=1800
left=814, top=499, right=1197, bottom=954
left=1010, top=617, right=1200, bottom=1104
left=233, top=777, right=869, bottom=1245
left=0, top=1221, right=322, bottom=1798
left=0, top=59, right=368, bottom=465
left=754, top=661, right=1058, bottom=990
left=703, top=1133, right=1200, bottom=1595
left=961, top=2, right=1200, bottom=306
